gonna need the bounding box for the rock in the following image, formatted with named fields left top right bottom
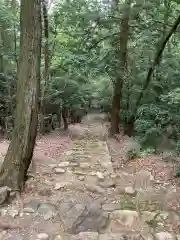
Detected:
left=37, top=203, right=58, bottom=220
left=58, top=202, right=86, bottom=231
left=99, top=233, right=141, bottom=240
left=24, top=199, right=41, bottom=213
left=134, top=170, right=154, bottom=191
left=176, top=235, right=180, bottom=240
left=124, top=138, right=141, bottom=155
left=69, top=162, right=79, bottom=167
left=49, top=164, right=57, bottom=168
left=161, top=151, right=176, bottom=162
left=80, top=163, right=90, bottom=169
left=90, top=172, right=97, bottom=176
left=85, top=184, right=105, bottom=194
left=98, top=179, right=116, bottom=188
left=78, top=176, right=85, bottom=181
left=125, top=186, right=136, bottom=195
left=102, top=203, right=120, bottom=212
left=0, top=186, right=11, bottom=205
left=53, top=235, right=63, bottom=240
left=155, top=232, right=173, bottom=240
left=110, top=210, right=138, bottom=227
left=0, top=231, right=7, bottom=239
left=54, top=182, right=70, bottom=190
left=8, top=209, right=19, bottom=218
left=74, top=170, right=87, bottom=175
left=142, top=211, right=156, bottom=223
left=72, top=232, right=99, bottom=240
left=54, top=168, right=65, bottom=174
left=3, top=232, right=23, bottom=240
left=58, top=162, right=69, bottom=167
left=96, top=172, right=104, bottom=180
left=69, top=202, right=109, bottom=234
left=0, top=208, right=7, bottom=216
left=37, top=233, right=49, bottom=240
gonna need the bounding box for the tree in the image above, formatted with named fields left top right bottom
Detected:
left=110, top=0, right=131, bottom=135
left=40, top=0, right=49, bottom=134
left=126, top=13, right=180, bottom=137
left=0, top=0, right=41, bottom=191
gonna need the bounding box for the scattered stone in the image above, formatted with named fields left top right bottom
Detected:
left=37, top=203, right=58, bottom=220
left=69, top=162, right=79, bottom=167
left=8, top=209, right=19, bottom=218
left=98, top=179, right=116, bottom=188
left=142, top=211, right=157, bottom=223
left=49, top=164, right=57, bottom=169
left=53, top=235, right=63, bottom=240
left=85, top=184, right=105, bottom=194
left=110, top=210, right=138, bottom=227
left=102, top=203, right=120, bottom=212
left=96, top=172, right=104, bottom=180
left=58, top=202, right=85, bottom=231
left=0, top=231, right=7, bottom=239
left=23, top=199, right=41, bottom=213
left=54, top=168, right=65, bottom=174
left=72, top=232, right=99, bottom=240
left=70, top=202, right=109, bottom=234
left=74, top=170, right=86, bottom=175
left=78, top=176, right=85, bottom=181
left=134, top=170, right=154, bottom=191
left=176, top=235, right=180, bottom=240
left=155, top=232, right=173, bottom=240
left=99, top=233, right=140, bottom=240
left=54, top=182, right=70, bottom=190
left=0, top=186, right=11, bottom=205
left=58, top=162, right=69, bottom=167
left=37, top=233, right=49, bottom=240
left=125, top=186, right=136, bottom=195
left=80, top=163, right=90, bottom=169
left=0, top=208, right=7, bottom=216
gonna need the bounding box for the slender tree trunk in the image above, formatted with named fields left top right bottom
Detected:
left=110, top=0, right=131, bottom=135
left=40, top=0, right=49, bottom=134
left=11, top=0, right=18, bottom=69
left=62, top=105, right=68, bottom=130
left=0, top=0, right=41, bottom=191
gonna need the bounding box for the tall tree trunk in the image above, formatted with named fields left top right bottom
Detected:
left=62, top=105, right=68, bottom=130
left=126, top=13, right=180, bottom=135
left=40, top=0, right=49, bottom=134
left=11, top=0, right=18, bottom=69
left=0, top=0, right=41, bottom=191
left=110, top=0, right=131, bottom=135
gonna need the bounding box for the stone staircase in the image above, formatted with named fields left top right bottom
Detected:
left=0, top=119, right=179, bottom=239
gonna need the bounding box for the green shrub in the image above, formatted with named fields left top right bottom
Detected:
left=175, top=168, right=180, bottom=178
left=126, top=149, right=139, bottom=160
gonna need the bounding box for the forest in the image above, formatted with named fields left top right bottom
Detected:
left=0, top=0, right=179, bottom=195
left=0, top=0, right=180, bottom=238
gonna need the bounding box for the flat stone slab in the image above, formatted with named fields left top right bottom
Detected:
left=69, top=202, right=109, bottom=234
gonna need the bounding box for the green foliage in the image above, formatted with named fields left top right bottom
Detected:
left=175, top=141, right=180, bottom=156
left=1, top=0, right=180, bottom=154
left=175, top=168, right=180, bottom=178
left=126, top=149, right=139, bottom=160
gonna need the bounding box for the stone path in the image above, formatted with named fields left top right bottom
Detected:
left=0, top=117, right=180, bottom=239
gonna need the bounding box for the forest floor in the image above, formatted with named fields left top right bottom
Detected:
left=0, top=114, right=180, bottom=239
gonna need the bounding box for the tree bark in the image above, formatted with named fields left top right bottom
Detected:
left=0, top=0, right=41, bottom=191
left=40, top=0, right=49, bottom=134
left=110, top=0, right=131, bottom=135
left=62, top=105, right=68, bottom=130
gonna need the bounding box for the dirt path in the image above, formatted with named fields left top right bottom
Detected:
left=0, top=116, right=179, bottom=239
